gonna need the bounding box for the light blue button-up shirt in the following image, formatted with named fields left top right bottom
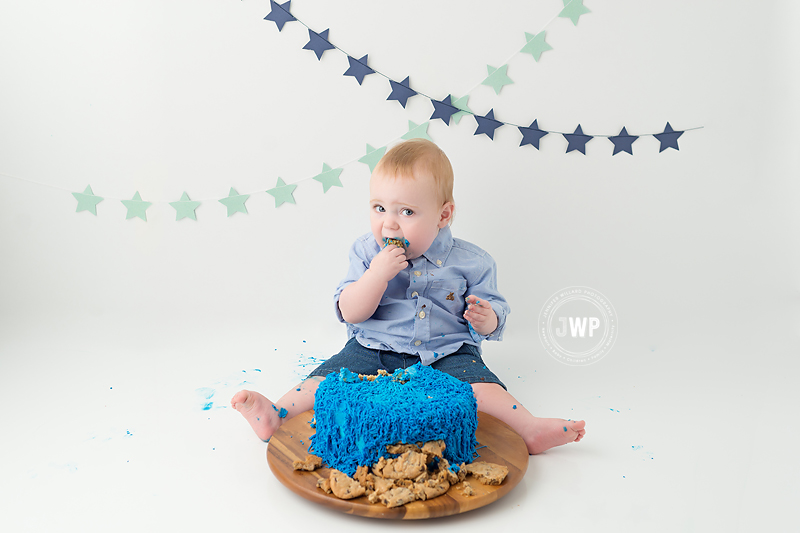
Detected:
left=333, top=226, right=510, bottom=365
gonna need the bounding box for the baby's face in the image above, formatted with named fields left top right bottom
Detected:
left=369, top=169, right=451, bottom=260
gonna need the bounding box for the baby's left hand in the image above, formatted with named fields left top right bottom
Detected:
left=464, top=295, right=498, bottom=336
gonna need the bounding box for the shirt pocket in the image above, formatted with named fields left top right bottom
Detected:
left=429, top=278, right=468, bottom=315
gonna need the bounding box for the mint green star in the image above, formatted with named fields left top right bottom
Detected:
left=559, top=0, right=590, bottom=26
left=169, top=192, right=201, bottom=221
left=450, top=95, right=473, bottom=125
left=358, top=144, right=386, bottom=173
left=312, top=164, right=343, bottom=193
left=72, top=185, right=103, bottom=215
left=521, top=31, right=552, bottom=62
left=481, top=65, right=514, bottom=95
left=121, top=191, right=151, bottom=221
left=267, top=177, right=297, bottom=207
left=218, top=187, right=249, bottom=216
left=402, top=121, right=432, bottom=142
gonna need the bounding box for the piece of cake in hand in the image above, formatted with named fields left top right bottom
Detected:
left=382, top=237, right=409, bottom=249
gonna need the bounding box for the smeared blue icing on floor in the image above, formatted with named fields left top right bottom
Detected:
left=631, top=445, right=655, bottom=461
left=195, top=368, right=265, bottom=411
left=295, top=353, right=331, bottom=379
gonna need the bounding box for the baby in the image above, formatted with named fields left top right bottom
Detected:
left=232, top=139, right=585, bottom=454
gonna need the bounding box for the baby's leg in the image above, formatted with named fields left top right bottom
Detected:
left=231, top=376, right=322, bottom=442
left=471, top=383, right=586, bottom=455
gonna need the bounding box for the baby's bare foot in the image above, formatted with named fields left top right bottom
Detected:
left=526, top=418, right=586, bottom=455
left=231, top=390, right=283, bottom=442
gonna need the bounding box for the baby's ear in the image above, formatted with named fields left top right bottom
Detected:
left=438, top=202, right=455, bottom=227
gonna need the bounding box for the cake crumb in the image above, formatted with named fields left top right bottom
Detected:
left=379, top=486, right=416, bottom=508
left=292, top=454, right=323, bottom=471
left=463, top=461, right=508, bottom=485
left=317, top=477, right=332, bottom=494
left=329, top=470, right=366, bottom=499
left=462, top=481, right=476, bottom=496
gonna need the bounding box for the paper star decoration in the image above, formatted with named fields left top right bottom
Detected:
left=518, top=120, right=549, bottom=149
left=609, top=127, right=639, bottom=155
left=481, top=65, right=514, bottom=95
left=267, top=177, right=298, bottom=207
left=654, top=122, right=684, bottom=152
left=218, top=187, right=249, bottom=217
left=343, top=54, right=375, bottom=85
left=521, top=32, right=552, bottom=62
left=72, top=185, right=103, bottom=215
left=312, top=164, right=343, bottom=193
left=303, top=28, right=334, bottom=60
left=264, top=1, right=296, bottom=31
left=563, top=125, right=593, bottom=154
left=387, top=76, right=417, bottom=108
left=358, top=144, right=386, bottom=173
left=559, top=0, right=591, bottom=26
left=169, top=192, right=201, bottom=221
left=474, top=109, right=503, bottom=140
left=402, top=121, right=432, bottom=142
left=450, top=96, right=473, bottom=125
left=430, top=95, right=459, bottom=125
left=121, top=192, right=152, bottom=221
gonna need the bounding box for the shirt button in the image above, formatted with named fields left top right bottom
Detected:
left=414, top=340, right=421, bottom=346
left=414, top=271, right=422, bottom=277
left=419, top=311, right=426, bottom=319
left=411, top=291, right=418, bottom=298
left=436, top=260, right=442, bottom=266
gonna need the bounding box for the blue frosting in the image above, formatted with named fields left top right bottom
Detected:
left=310, top=363, right=478, bottom=477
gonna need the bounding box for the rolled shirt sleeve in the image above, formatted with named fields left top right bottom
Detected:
left=465, top=251, right=510, bottom=343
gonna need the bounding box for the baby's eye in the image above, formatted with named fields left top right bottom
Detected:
left=401, top=208, right=414, bottom=216
left=373, top=205, right=385, bottom=213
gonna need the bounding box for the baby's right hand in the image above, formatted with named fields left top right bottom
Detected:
left=368, top=245, right=408, bottom=282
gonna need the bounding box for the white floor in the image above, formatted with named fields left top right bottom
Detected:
left=2, top=307, right=798, bottom=533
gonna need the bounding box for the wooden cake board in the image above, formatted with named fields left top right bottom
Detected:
left=267, top=410, right=529, bottom=519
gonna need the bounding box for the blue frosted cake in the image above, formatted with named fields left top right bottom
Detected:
left=310, top=363, right=478, bottom=477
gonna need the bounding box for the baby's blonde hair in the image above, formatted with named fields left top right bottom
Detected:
left=373, top=139, right=455, bottom=221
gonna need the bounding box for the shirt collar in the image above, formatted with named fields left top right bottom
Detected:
left=421, top=225, right=453, bottom=268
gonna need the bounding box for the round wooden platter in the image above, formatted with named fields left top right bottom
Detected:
left=267, top=410, right=529, bottom=520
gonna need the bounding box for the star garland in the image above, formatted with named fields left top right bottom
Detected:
left=1, top=0, right=702, bottom=223
left=263, top=0, right=700, bottom=155
left=2, top=114, right=437, bottom=221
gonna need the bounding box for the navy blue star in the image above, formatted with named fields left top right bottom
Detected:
left=343, top=54, right=375, bottom=85
left=386, top=76, right=417, bottom=108
left=303, top=28, right=334, bottom=60
left=474, top=109, right=503, bottom=140
left=608, top=127, right=638, bottom=155
left=654, top=122, right=683, bottom=152
left=264, top=1, right=296, bottom=31
left=563, top=125, right=592, bottom=154
left=518, top=119, right=548, bottom=149
left=430, top=95, right=459, bottom=125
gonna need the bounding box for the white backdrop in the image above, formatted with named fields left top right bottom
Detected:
left=1, top=1, right=798, bottom=531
